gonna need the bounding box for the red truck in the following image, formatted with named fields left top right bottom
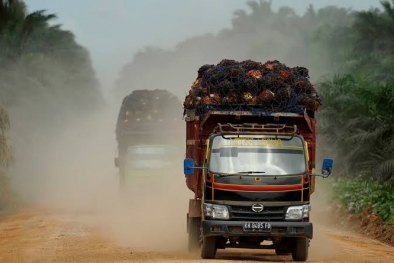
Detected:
left=182, top=60, right=333, bottom=261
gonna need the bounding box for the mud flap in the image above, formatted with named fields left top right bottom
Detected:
left=188, top=199, right=201, bottom=217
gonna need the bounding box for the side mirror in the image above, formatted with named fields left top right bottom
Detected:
left=184, top=158, right=195, bottom=176
left=321, top=158, right=333, bottom=178
left=183, top=158, right=208, bottom=176
left=114, top=157, right=119, bottom=168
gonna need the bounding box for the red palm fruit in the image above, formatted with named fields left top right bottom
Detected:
left=228, top=92, right=240, bottom=103
left=256, top=89, right=275, bottom=104
left=247, top=70, right=262, bottom=79
left=191, top=78, right=202, bottom=90
left=299, top=97, right=320, bottom=111
left=183, top=89, right=195, bottom=109
left=279, top=70, right=289, bottom=81
left=250, top=96, right=258, bottom=105
left=265, top=62, right=275, bottom=70
left=210, top=93, right=221, bottom=103
left=242, top=92, right=254, bottom=103
left=294, top=81, right=313, bottom=94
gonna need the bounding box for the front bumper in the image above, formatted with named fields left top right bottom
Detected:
left=203, top=220, right=313, bottom=239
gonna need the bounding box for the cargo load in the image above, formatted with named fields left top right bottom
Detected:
left=183, top=59, right=321, bottom=118
left=116, top=89, right=182, bottom=145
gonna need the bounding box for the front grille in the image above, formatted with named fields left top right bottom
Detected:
left=228, top=204, right=287, bottom=221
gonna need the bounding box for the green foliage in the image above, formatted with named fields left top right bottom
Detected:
left=316, top=0, right=394, bottom=186
left=0, top=0, right=104, bottom=124
left=318, top=75, right=394, bottom=183
left=332, top=178, right=394, bottom=223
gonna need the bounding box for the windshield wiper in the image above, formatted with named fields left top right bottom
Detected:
left=219, top=171, right=265, bottom=177
left=215, top=171, right=265, bottom=177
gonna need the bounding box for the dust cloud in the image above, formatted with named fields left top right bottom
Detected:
left=8, top=95, right=344, bottom=258
left=9, top=93, right=193, bottom=253
left=6, top=92, right=344, bottom=259
left=307, top=143, right=343, bottom=261
left=308, top=179, right=342, bottom=261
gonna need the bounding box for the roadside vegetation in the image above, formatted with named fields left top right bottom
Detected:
left=0, top=0, right=103, bottom=209
left=0, top=102, right=13, bottom=211
left=317, top=0, right=394, bottom=225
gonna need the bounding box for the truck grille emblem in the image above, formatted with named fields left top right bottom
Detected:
left=251, top=203, right=264, bottom=212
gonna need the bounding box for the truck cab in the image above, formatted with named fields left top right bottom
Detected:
left=183, top=112, right=333, bottom=261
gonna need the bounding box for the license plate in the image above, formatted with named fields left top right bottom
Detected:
left=243, top=222, right=271, bottom=232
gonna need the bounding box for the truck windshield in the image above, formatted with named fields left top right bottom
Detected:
left=125, top=145, right=173, bottom=170
left=209, top=135, right=306, bottom=175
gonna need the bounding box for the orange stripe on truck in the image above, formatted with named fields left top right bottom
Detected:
left=212, top=183, right=302, bottom=192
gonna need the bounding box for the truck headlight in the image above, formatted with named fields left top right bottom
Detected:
left=285, top=205, right=310, bottom=220
left=203, top=203, right=230, bottom=220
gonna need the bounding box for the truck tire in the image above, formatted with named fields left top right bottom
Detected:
left=201, top=236, right=217, bottom=259
left=291, top=237, right=309, bottom=262
left=188, top=217, right=200, bottom=253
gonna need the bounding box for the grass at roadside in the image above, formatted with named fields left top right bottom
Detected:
left=332, top=177, right=394, bottom=223
left=320, top=177, right=394, bottom=246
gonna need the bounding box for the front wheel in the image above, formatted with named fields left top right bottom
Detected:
left=291, top=237, right=309, bottom=261
left=201, top=236, right=217, bottom=259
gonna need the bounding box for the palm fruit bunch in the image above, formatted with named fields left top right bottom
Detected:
left=183, top=59, right=322, bottom=117
left=116, top=89, right=182, bottom=141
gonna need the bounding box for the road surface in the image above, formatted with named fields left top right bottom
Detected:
left=1, top=208, right=394, bottom=263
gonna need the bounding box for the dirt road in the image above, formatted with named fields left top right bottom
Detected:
left=1, top=209, right=394, bottom=263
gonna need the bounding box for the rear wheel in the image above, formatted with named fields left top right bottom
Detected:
left=188, top=217, right=200, bottom=253
left=291, top=237, right=309, bottom=262
left=201, top=236, right=217, bottom=259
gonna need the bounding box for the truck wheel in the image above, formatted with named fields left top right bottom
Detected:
left=275, top=248, right=290, bottom=255
left=188, top=217, right=200, bottom=253
left=291, top=237, right=309, bottom=262
left=201, top=236, right=217, bottom=259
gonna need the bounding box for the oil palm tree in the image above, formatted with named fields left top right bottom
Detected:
left=0, top=103, right=12, bottom=169
left=352, top=0, right=394, bottom=55
left=232, top=0, right=273, bottom=31
left=318, top=74, right=394, bottom=183
left=1, top=0, right=103, bottom=115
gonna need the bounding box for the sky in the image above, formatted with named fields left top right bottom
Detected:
left=24, top=0, right=382, bottom=94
